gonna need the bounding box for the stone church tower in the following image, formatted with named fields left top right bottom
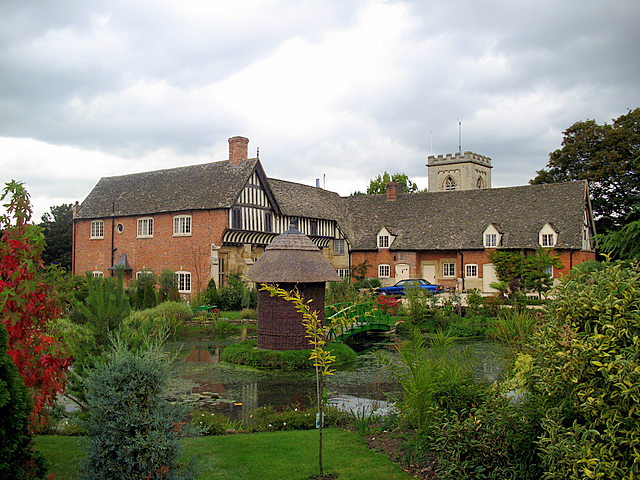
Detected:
left=427, top=151, right=492, bottom=192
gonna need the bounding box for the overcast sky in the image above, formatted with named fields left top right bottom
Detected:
left=1, top=0, right=638, bottom=221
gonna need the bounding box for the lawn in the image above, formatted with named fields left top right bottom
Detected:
left=35, top=428, right=413, bottom=480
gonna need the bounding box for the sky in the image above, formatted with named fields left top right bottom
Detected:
left=1, top=0, right=638, bottom=221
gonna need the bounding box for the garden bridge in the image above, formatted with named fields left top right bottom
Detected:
left=325, top=302, right=397, bottom=342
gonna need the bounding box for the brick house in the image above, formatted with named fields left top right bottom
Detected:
left=73, top=136, right=596, bottom=297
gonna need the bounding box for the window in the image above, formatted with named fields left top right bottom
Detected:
left=176, top=272, right=191, bottom=293
left=378, top=235, right=389, bottom=248
left=378, top=264, right=390, bottom=278
left=444, top=176, right=457, bottom=191
left=90, top=220, right=104, bottom=238
left=333, top=239, right=345, bottom=255
left=173, top=215, right=192, bottom=236
left=541, top=234, right=555, bottom=247
left=310, top=220, right=318, bottom=236
left=544, top=265, right=554, bottom=278
left=485, top=233, right=497, bottom=247
left=232, top=208, right=242, bottom=229
left=136, top=270, right=154, bottom=280
left=476, top=177, right=483, bottom=189
left=336, top=268, right=350, bottom=279
left=264, top=212, right=273, bottom=232
left=92, top=271, right=104, bottom=278
left=137, top=217, right=154, bottom=237
left=116, top=223, right=124, bottom=234
left=443, top=262, right=456, bottom=277
left=465, top=264, right=478, bottom=278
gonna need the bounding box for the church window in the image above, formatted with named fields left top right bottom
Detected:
left=477, top=177, right=483, bottom=188
left=444, top=176, right=457, bottom=191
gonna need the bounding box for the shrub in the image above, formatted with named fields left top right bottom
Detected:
left=0, top=323, right=48, bottom=479
left=80, top=337, right=196, bottom=480
left=527, top=261, right=640, bottom=479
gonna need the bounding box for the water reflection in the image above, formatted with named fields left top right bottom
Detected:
left=170, top=335, right=508, bottom=419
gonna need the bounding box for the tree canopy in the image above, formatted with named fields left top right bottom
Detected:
left=39, top=203, right=75, bottom=270
left=530, top=108, right=640, bottom=234
left=364, top=171, right=420, bottom=195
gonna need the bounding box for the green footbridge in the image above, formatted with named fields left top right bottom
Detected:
left=325, top=302, right=397, bottom=342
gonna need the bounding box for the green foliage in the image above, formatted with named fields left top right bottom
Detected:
left=489, top=309, right=539, bottom=359
left=327, top=278, right=360, bottom=305
left=218, top=273, right=256, bottom=310
left=80, top=337, right=196, bottom=480
left=365, top=171, right=419, bottom=194
left=598, top=217, right=640, bottom=261
left=75, top=268, right=131, bottom=349
left=531, top=108, right=640, bottom=234
left=120, top=301, right=193, bottom=347
left=402, top=286, right=438, bottom=326
left=375, top=329, right=474, bottom=432
left=39, top=203, right=74, bottom=270
left=131, top=270, right=157, bottom=310
left=159, top=268, right=179, bottom=302
left=0, top=323, right=48, bottom=479
left=528, top=261, right=640, bottom=479
left=427, top=386, right=543, bottom=480
left=221, top=339, right=356, bottom=370
left=201, top=278, right=219, bottom=306
left=489, top=249, right=562, bottom=298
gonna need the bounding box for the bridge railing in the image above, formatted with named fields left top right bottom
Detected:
left=325, top=302, right=395, bottom=341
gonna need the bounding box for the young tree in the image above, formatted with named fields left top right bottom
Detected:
left=531, top=108, right=640, bottom=234
left=0, top=181, right=71, bottom=428
left=261, top=284, right=351, bottom=479
left=366, top=171, right=420, bottom=194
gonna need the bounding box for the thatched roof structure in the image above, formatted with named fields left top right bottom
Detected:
left=246, top=225, right=340, bottom=284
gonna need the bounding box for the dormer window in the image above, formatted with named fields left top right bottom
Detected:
left=539, top=223, right=557, bottom=248
left=377, top=227, right=395, bottom=249
left=483, top=224, right=501, bottom=248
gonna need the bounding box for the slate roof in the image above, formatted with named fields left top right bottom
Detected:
left=75, top=158, right=259, bottom=218
left=337, top=181, right=591, bottom=251
left=267, top=178, right=344, bottom=221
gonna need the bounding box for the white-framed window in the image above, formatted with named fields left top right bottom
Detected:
left=541, top=234, right=555, bottom=247
left=443, top=262, right=456, bottom=278
left=92, top=271, right=104, bottom=277
left=116, top=223, right=124, bottom=234
left=336, top=268, right=350, bottom=279
left=176, top=271, right=191, bottom=293
left=544, top=265, right=554, bottom=278
left=173, top=215, right=192, bottom=236
left=485, top=233, right=497, bottom=247
left=90, top=220, right=104, bottom=239
left=333, top=239, right=345, bottom=255
left=137, top=217, right=154, bottom=238
left=378, top=235, right=389, bottom=248
left=539, top=223, right=557, bottom=248
left=465, top=264, right=478, bottom=278
left=378, top=264, right=390, bottom=278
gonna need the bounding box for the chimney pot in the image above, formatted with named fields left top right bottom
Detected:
left=229, top=136, right=249, bottom=165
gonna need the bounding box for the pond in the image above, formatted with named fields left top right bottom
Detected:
left=166, top=333, right=509, bottom=419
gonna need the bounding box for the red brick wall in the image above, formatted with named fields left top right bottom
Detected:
left=73, top=209, right=228, bottom=295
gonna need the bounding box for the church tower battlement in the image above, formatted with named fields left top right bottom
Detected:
left=427, top=151, right=492, bottom=192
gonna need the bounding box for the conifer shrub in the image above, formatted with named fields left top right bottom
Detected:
left=0, top=323, right=48, bottom=479
left=80, top=338, right=196, bottom=480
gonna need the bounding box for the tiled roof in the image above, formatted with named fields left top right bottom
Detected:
left=338, top=181, right=590, bottom=250
left=267, top=178, right=345, bottom=221
left=75, top=159, right=259, bottom=218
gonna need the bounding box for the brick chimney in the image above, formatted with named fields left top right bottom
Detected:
left=386, top=181, right=402, bottom=201
left=229, top=136, right=249, bottom=165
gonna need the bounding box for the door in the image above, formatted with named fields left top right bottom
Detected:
left=482, top=263, right=499, bottom=293
left=422, top=264, right=436, bottom=284
left=395, top=263, right=410, bottom=281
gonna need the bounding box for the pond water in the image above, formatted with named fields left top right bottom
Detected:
left=166, top=333, right=509, bottom=419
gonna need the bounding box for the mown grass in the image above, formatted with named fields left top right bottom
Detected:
left=35, top=429, right=413, bottom=480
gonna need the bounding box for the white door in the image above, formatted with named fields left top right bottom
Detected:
left=482, top=263, right=499, bottom=293
left=395, top=263, right=410, bottom=281
left=422, top=264, right=436, bottom=284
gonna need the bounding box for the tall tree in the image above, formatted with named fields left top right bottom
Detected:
left=365, top=171, right=419, bottom=194
left=39, top=203, right=75, bottom=270
left=530, top=108, right=640, bottom=234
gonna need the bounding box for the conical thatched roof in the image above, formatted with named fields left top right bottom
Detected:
left=246, top=225, right=340, bottom=284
